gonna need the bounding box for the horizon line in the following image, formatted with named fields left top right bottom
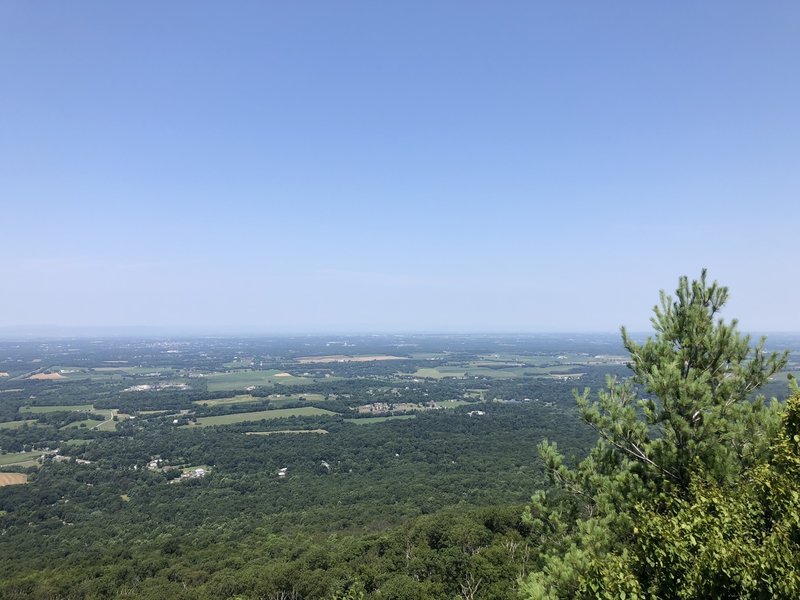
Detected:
left=1, top=325, right=798, bottom=340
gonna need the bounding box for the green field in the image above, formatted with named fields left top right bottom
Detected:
left=204, top=370, right=316, bottom=392
left=410, top=363, right=579, bottom=380
left=434, top=400, right=472, bottom=409
left=245, top=429, right=329, bottom=435
left=20, top=404, right=95, bottom=414
left=47, top=366, right=181, bottom=382
left=464, top=367, right=533, bottom=379
left=411, top=367, right=466, bottom=379
left=102, top=410, right=128, bottom=425
left=60, top=419, right=104, bottom=430
left=477, top=353, right=601, bottom=365
left=345, top=415, right=417, bottom=425
left=266, top=393, right=328, bottom=407
left=99, top=367, right=178, bottom=376
left=411, top=365, right=533, bottom=379
left=20, top=404, right=120, bottom=431
left=223, top=358, right=255, bottom=368
left=193, top=394, right=265, bottom=407
left=59, top=410, right=119, bottom=430
left=192, top=407, right=337, bottom=426
left=269, top=393, right=326, bottom=402
left=61, top=439, right=94, bottom=447
left=194, top=392, right=327, bottom=408
left=407, top=351, right=603, bottom=383
left=0, top=452, right=42, bottom=466
left=0, top=419, right=37, bottom=429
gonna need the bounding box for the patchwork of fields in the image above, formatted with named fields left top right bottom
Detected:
left=204, top=370, right=316, bottom=391
left=0, top=350, right=625, bottom=441
left=0, top=340, right=669, bottom=492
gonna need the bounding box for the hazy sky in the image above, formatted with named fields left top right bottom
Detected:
left=2, top=2, right=799, bottom=333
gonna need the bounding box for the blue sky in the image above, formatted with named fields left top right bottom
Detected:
left=1, top=2, right=799, bottom=333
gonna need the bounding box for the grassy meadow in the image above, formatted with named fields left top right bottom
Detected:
left=204, top=370, right=317, bottom=392
left=345, top=415, right=417, bottom=425
left=192, top=407, right=337, bottom=426
left=0, top=419, right=37, bottom=429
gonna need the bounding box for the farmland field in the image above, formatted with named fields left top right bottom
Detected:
left=269, top=393, right=326, bottom=402
left=345, top=415, right=417, bottom=424
left=20, top=404, right=95, bottom=414
left=61, top=439, right=94, bottom=447
left=244, top=429, right=329, bottom=435
left=193, top=393, right=327, bottom=407
left=60, top=419, right=103, bottom=430
left=0, top=473, right=27, bottom=487
left=40, top=366, right=183, bottom=382
left=435, top=400, right=472, bottom=409
left=95, top=418, right=120, bottom=431
left=91, top=366, right=177, bottom=375
left=411, top=367, right=466, bottom=379
left=0, top=452, right=41, bottom=466
left=410, top=363, right=584, bottom=380
left=27, top=372, right=65, bottom=380
left=193, top=394, right=264, bottom=407
left=192, top=407, right=337, bottom=426
left=296, top=354, right=406, bottom=363
left=0, top=419, right=37, bottom=429
left=204, top=370, right=316, bottom=391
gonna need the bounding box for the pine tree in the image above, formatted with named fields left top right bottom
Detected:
left=581, top=269, right=787, bottom=493
left=589, top=382, right=800, bottom=599
left=520, top=271, right=789, bottom=599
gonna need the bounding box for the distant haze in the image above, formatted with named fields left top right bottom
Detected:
left=2, top=3, right=799, bottom=333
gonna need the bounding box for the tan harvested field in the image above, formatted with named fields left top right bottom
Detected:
left=296, top=354, right=406, bottom=364
left=0, top=473, right=28, bottom=487
left=274, top=372, right=292, bottom=377
left=29, top=372, right=65, bottom=380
